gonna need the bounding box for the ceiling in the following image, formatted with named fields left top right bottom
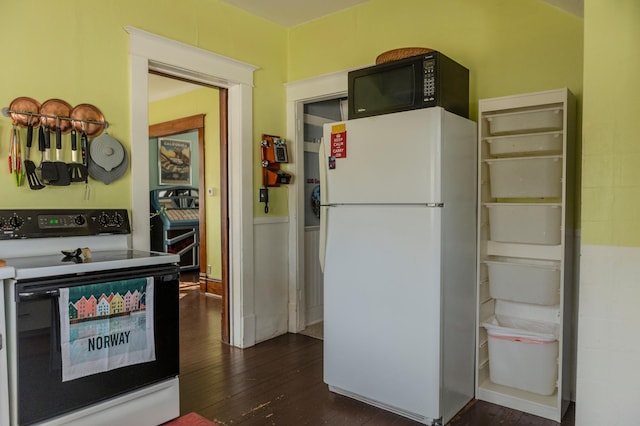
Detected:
left=149, top=0, right=583, bottom=100
left=148, top=74, right=202, bottom=102
left=219, top=0, right=583, bottom=27
left=220, top=0, right=371, bottom=28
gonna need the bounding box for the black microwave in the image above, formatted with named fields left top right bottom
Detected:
left=348, top=51, right=469, bottom=119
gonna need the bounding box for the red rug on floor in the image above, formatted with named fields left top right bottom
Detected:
left=163, top=412, right=218, bottom=426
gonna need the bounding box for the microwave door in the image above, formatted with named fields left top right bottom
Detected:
left=350, top=63, right=417, bottom=118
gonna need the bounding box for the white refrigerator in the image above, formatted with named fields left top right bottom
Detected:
left=320, top=107, right=477, bottom=425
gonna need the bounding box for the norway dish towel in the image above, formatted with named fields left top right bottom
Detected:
left=58, top=277, right=156, bottom=382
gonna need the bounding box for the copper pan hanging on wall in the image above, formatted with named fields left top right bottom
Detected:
left=8, top=97, right=41, bottom=128
left=39, top=98, right=73, bottom=133
left=70, top=103, right=105, bottom=137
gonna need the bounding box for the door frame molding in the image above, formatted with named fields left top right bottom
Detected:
left=285, top=71, right=348, bottom=333
left=126, top=26, right=257, bottom=348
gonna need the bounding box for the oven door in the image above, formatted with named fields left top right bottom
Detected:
left=14, top=264, right=179, bottom=426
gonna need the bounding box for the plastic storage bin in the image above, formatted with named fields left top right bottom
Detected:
left=485, top=155, right=562, bottom=198
left=483, top=316, right=559, bottom=396
left=485, top=258, right=561, bottom=305
left=486, top=203, right=561, bottom=245
left=485, top=107, right=563, bottom=135
left=493, top=300, right=561, bottom=332
left=485, top=131, right=563, bottom=157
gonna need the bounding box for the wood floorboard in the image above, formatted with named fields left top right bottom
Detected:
left=177, top=289, right=576, bottom=425
left=198, top=342, right=326, bottom=423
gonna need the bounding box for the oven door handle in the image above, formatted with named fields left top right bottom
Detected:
left=18, top=289, right=60, bottom=300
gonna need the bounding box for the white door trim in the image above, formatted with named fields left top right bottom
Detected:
left=285, top=71, right=348, bottom=332
left=126, top=26, right=258, bottom=348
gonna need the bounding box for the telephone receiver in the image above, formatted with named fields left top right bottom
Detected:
left=261, top=137, right=288, bottom=163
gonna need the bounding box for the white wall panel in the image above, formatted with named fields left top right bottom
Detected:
left=253, top=217, right=289, bottom=343
left=576, top=244, right=640, bottom=426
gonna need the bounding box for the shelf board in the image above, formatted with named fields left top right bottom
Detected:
left=477, top=379, right=560, bottom=422
left=304, top=141, right=321, bottom=153
left=304, top=113, right=337, bottom=128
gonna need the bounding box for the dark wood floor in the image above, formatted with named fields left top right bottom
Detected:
left=177, top=287, right=575, bottom=425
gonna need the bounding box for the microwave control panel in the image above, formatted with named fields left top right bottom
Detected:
left=423, top=58, right=436, bottom=100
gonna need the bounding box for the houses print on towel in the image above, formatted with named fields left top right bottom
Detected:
left=58, top=277, right=156, bottom=382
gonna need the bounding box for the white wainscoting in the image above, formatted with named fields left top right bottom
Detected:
left=304, top=226, right=324, bottom=325
left=253, top=217, right=290, bottom=343
left=576, top=243, right=640, bottom=426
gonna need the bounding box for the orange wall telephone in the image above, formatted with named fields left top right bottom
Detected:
left=260, top=134, right=292, bottom=213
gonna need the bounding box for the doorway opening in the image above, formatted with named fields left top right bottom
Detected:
left=298, top=98, right=347, bottom=340
left=147, top=72, right=230, bottom=342
left=285, top=71, right=349, bottom=336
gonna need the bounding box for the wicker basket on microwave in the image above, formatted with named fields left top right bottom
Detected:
left=375, top=47, right=434, bottom=64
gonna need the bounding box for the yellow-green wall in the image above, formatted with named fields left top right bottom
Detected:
left=581, top=0, right=640, bottom=246
left=0, top=0, right=584, bottom=227
left=288, top=0, right=583, bottom=119
left=0, top=0, right=287, bottom=217
left=149, top=87, right=223, bottom=279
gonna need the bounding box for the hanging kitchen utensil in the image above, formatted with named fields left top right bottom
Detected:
left=24, top=155, right=44, bottom=189
left=51, top=119, right=70, bottom=186
left=39, top=98, right=72, bottom=133
left=16, top=131, right=24, bottom=187
left=87, top=133, right=128, bottom=185
left=39, top=99, right=71, bottom=185
left=89, top=133, right=124, bottom=171
left=36, top=125, right=45, bottom=176
left=70, top=103, right=105, bottom=137
left=40, top=125, right=58, bottom=184
left=8, top=123, right=16, bottom=175
left=8, top=125, right=14, bottom=175
left=8, top=122, right=24, bottom=186
left=81, top=130, right=90, bottom=199
left=88, top=147, right=128, bottom=185
left=24, top=121, right=44, bottom=190
left=67, top=128, right=88, bottom=183
left=8, top=97, right=41, bottom=128
left=25, top=119, right=34, bottom=160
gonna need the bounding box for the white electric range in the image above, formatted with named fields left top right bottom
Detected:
left=0, top=209, right=180, bottom=426
left=0, top=265, right=15, bottom=426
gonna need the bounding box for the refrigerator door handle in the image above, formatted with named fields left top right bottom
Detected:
left=318, top=138, right=327, bottom=272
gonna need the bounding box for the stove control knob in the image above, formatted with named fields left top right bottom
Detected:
left=98, top=213, right=111, bottom=227
left=9, top=215, right=24, bottom=229
left=74, top=215, right=86, bottom=226
left=112, top=212, right=124, bottom=228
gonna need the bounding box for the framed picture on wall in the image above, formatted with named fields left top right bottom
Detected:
left=159, top=138, right=192, bottom=185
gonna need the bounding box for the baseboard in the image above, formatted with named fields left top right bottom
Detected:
left=200, top=275, right=223, bottom=296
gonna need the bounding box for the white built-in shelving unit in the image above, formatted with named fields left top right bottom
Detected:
left=476, top=88, right=576, bottom=422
